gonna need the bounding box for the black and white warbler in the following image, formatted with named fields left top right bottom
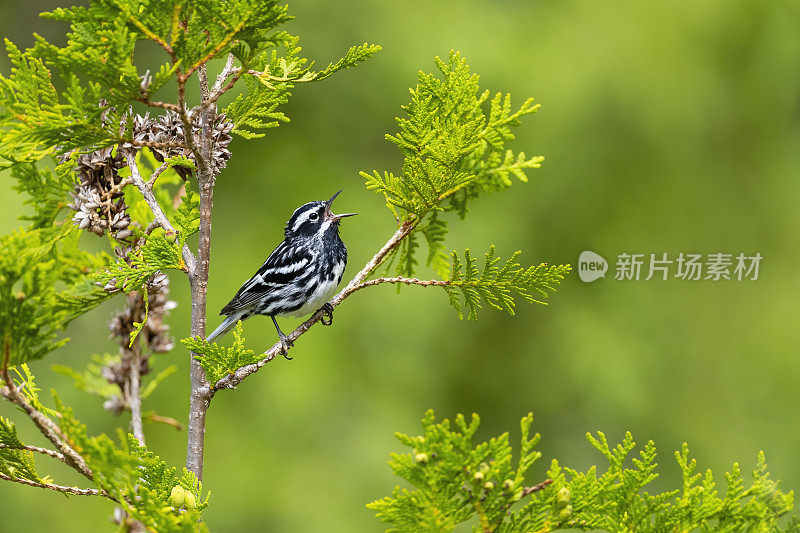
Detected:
left=206, top=190, right=356, bottom=357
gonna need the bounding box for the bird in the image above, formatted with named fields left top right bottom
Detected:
left=206, top=190, right=356, bottom=357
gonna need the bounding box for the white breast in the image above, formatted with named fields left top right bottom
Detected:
left=286, top=261, right=346, bottom=318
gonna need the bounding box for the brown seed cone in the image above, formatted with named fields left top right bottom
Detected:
left=108, top=273, right=176, bottom=355
left=68, top=145, right=130, bottom=239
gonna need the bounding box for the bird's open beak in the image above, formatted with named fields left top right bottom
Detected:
left=326, top=190, right=357, bottom=221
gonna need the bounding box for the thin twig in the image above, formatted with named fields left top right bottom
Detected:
left=202, top=55, right=243, bottom=111
left=126, top=349, right=145, bottom=446
left=492, top=478, right=553, bottom=529
left=123, top=139, right=187, bottom=151
left=175, top=71, right=207, bottom=175
left=147, top=161, right=171, bottom=189
left=521, top=479, right=552, bottom=497
left=211, top=54, right=237, bottom=94
left=144, top=220, right=160, bottom=236
left=204, top=59, right=309, bottom=113
left=138, top=98, right=182, bottom=113
left=351, top=276, right=449, bottom=292
left=203, top=69, right=243, bottom=110
left=106, top=177, right=133, bottom=198
left=115, top=335, right=146, bottom=524
left=125, top=152, right=197, bottom=274
left=128, top=16, right=177, bottom=65
left=176, top=109, right=206, bottom=175
left=146, top=413, right=183, bottom=431
left=0, top=472, right=115, bottom=500
left=206, top=221, right=416, bottom=394
left=0, top=444, right=65, bottom=463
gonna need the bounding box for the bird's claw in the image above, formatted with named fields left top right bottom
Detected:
left=278, top=333, right=294, bottom=360
left=320, top=303, right=334, bottom=326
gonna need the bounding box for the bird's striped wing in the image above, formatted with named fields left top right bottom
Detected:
left=220, top=241, right=313, bottom=315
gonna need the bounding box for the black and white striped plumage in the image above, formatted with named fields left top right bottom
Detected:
left=206, top=191, right=355, bottom=355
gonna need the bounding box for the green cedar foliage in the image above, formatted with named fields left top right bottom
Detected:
left=3, top=160, right=111, bottom=366
left=445, top=247, right=571, bottom=320
left=11, top=163, right=73, bottom=229
left=0, top=225, right=112, bottom=366
left=363, top=52, right=570, bottom=317
left=51, top=392, right=209, bottom=532
left=181, top=321, right=260, bottom=384
left=0, top=369, right=58, bottom=487
left=0, top=416, right=41, bottom=483
left=0, top=0, right=379, bottom=164
left=0, top=367, right=207, bottom=531
left=370, top=411, right=798, bottom=532
left=363, top=52, right=542, bottom=223
left=226, top=36, right=380, bottom=138
left=3, top=364, right=57, bottom=417
left=97, top=231, right=186, bottom=292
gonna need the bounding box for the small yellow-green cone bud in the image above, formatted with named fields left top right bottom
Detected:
left=165, top=231, right=177, bottom=244
left=415, top=453, right=429, bottom=464
left=558, top=504, right=573, bottom=522
left=183, top=491, right=197, bottom=510
left=473, top=471, right=484, bottom=482
left=556, top=487, right=571, bottom=507
left=478, top=462, right=490, bottom=475
left=483, top=481, right=494, bottom=490
left=502, top=479, right=514, bottom=490
left=15, top=291, right=25, bottom=301
left=170, top=485, right=185, bottom=508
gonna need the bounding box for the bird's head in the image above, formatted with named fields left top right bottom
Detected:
left=284, top=190, right=356, bottom=239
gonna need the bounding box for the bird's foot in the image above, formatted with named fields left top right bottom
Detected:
left=278, top=332, right=294, bottom=360
left=320, top=302, right=334, bottom=326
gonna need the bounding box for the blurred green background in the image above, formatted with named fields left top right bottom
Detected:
left=2, top=0, right=800, bottom=530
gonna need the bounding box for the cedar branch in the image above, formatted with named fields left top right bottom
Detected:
left=1, top=341, right=93, bottom=480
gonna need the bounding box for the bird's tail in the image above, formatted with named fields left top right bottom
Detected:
left=206, top=311, right=246, bottom=342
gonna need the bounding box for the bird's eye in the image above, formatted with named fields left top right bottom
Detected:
left=309, top=212, right=319, bottom=221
